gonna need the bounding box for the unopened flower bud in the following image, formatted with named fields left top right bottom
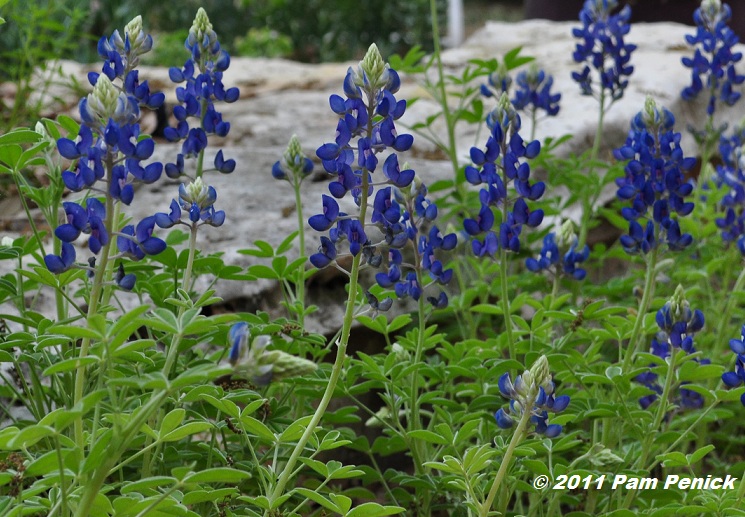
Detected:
left=360, top=43, right=387, bottom=90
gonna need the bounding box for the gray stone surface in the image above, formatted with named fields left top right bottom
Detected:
left=2, top=20, right=744, bottom=334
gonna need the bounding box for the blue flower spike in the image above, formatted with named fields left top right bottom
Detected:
left=495, top=356, right=570, bottom=438
left=572, top=0, right=636, bottom=103
left=636, top=285, right=708, bottom=410
left=465, top=92, right=544, bottom=257
left=682, top=0, right=744, bottom=116
left=309, top=43, right=454, bottom=310
left=614, top=97, right=696, bottom=255
left=526, top=220, right=590, bottom=281
left=723, top=324, right=745, bottom=406
left=227, top=322, right=317, bottom=386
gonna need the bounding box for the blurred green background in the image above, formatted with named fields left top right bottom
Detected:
left=0, top=0, right=522, bottom=129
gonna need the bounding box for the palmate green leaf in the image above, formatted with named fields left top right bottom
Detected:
left=238, top=240, right=275, bottom=257
left=347, top=503, right=405, bottom=516
left=407, top=430, right=448, bottom=446
left=182, top=487, right=238, bottom=505
left=182, top=467, right=251, bottom=484
left=161, top=421, right=212, bottom=442
left=160, top=408, right=186, bottom=437
left=276, top=230, right=299, bottom=255
left=6, top=424, right=55, bottom=449
left=43, top=356, right=99, bottom=376
left=294, top=488, right=342, bottom=513
left=120, top=476, right=178, bottom=495
left=199, top=393, right=241, bottom=419
left=239, top=416, right=276, bottom=442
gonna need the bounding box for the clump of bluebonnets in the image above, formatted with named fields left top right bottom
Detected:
left=309, top=44, right=454, bottom=309
left=614, top=97, right=697, bottom=255
left=495, top=356, right=570, bottom=438
left=45, top=16, right=166, bottom=288
left=636, top=286, right=707, bottom=410
left=526, top=220, right=590, bottom=281
left=164, top=7, right=239, bottom=178
left=464, top=92, right=544, bottom=257
left=722, top=323, right=745, bottom=407
left=681, top=0, right=744, bottom=117
left=571, top=0, right=636, bottom=105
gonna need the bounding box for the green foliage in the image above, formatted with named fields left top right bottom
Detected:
left=0, top=0, right=88, bottom=131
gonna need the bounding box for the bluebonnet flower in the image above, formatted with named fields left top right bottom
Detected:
left=44, top=242, right=76, bottom=274
left=636, top=286, right=707, bottom=410
left=526, top=221, right=590, bottom=281
left=681, top=0, right=744, bottom=116
left=164, top=8, right=239, bottom=178
left=722, top=324, right=745, bottom=407
left=495, top=356, right=570, bottom=438
left=614, top=97, right=697, bottom=255
left=571, top=0, right=636, bottom=104
left=464, top=93, right=544, bottom=257
left=54, top=199, right=108, bottom=255
left=117, top=216, right=167, bottom=261
left=512, top=64, right=561, bottom=118
left=309, top=44, right=454, bottom=310
left=228, top=322, right=317, bottom=386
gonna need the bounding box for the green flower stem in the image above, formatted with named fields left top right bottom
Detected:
left=715, top=261, right=745, bottom=354
left=75, top=390, right=169, bottom=517
left=578, top=89, right=606, bottom=249
left=266, top=157, right=371, bottom=510
left=480, top=405, right=532, bottom=516
left=500, top=249, right=515, bottom=359
left=429, top=0, right=462, bottom=198
left=293, top=179, right=306, bottom=326
left=621, top=247, right=658, bottom=372
left=408, top=267, right=429, bottom=475
left=54, top=435, right=69, bottom=516
left=73, top=157, right=117, bottom=453
left=623, top=349, right=679, bottom=510
left=182, top=222, right=199, bottom=294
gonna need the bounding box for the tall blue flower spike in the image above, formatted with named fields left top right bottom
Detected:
left=715, top=120, right=745, bottom=253
left=309, top=44, right=455, bottom=309
left=526, top=220, right=590, bottom=281
left=571, top=0, right=636, bottom=103
left=228, top=322, right=317, bottom=386
left=636, top=286, right=708, bottom=410
left=164, top=7, right=239, bottom=178
left=614, top=97, right=697, bottom=255
left=45, top=16, right=165, bottom=287
left=464, top=92, right=544, bottom=257
left=681, top=0, right=744, bottom=116
left=512, top=64, right=561, bottom=118
left=495, top=356, right=570, bottom=438
left=722, top=324, right=745, bottom=407
left=154, top=177, right=226, bottom=229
